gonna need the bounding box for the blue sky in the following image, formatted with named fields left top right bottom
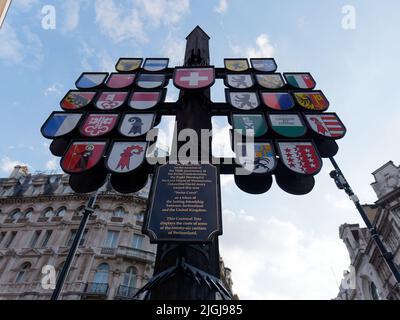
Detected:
left=1, top=0, right=400, bottom=299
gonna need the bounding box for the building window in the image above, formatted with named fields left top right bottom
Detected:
left=23, top=209, right=33, bottom=219
left=15, top=263, right=31, bottom=284
left=370, top=282, right=383, bottom=300
left=29, top=231, right=41, bottom=248
left=104, top=231, right=119, bottom=248
left=0, top=232, right=6, bottom=246
left=113, top=207, right=126, bottom=218
left=41, top=230, right=53, bottom=248
left=9, top=209, right=22, bottom=221
left=56, top=207, right=66, bottom=218
left=4, top=232, right=17, bottom=248
left=94, top=263, right=110, bottom=285
left=122, top=267, right=137, bottom=291
left=73, top=206, right=85, bottom=218
left=66, top=229, right=88, bottom=247
left=137, top=212, right=144, bottom=222
left=131, top=234, right=144, bottom=250
left=41, top=208, right=54, bottom=219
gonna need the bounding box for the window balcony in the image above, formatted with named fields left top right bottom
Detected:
left=116, top=246, right=155, bottom=263
left=83, top=283, right=109, bottom=299
left=115, top=285, right=139, bottom=300
left=16, top=218, right=29, bottom=224
left=101, top=247, right=117, bottom=256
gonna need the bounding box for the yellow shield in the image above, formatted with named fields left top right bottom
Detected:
left=116, top=59, right=143, bottom=72
left=225, top=59, right=249, bottom=72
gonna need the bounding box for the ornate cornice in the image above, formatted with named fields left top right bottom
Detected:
left=0, top=193, right=148, bottom=205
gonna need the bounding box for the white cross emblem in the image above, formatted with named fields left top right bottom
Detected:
left=180, top=72, right=209, bottom=86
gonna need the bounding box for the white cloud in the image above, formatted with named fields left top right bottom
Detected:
left=214, top=0, right=229, bottom=14
left=95, top=0, right=148, bottom=44
left=220, top=209, right=350, bottom=299
left=62, top=0, right=81, bottom=32
left=0, top=157, right=29, bottom=174
left=13, top=0, right=38, bottom=11
left=230, top=33, right=275, bottom=59
left=45, top=158, right=58, bottom=171
left=44, top=83, right=64, bottom=97
left=97, top=51, right=115, bottom=72
left=135, top=0, right=190, bottom=28
left=0, top=24, right=43, bottom=68
left=0, top=24, right=24, bottom=64
left=162, top=33, right=185, bottom=66
left=94, top=0, right=190, bottom=44
left=246, top=34, right=275, bottom=58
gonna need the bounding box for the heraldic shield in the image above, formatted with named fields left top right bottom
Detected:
left=277, top=141, right=322, bottom=175
left=256, top=74, right=285, bottom=89
left=136, top=74, right=166, bottom=89
left=119, top=113, right=155, bottom=137
left=261, top=92, right=295, bottom=111
left=143, top=58, right=169, bottom=72
left=226, top=74, right=254, bottom=89
left=227, top=91, right=260, bottom=110
left=294, top=91, right=330, bottom=111
left=106, top=73, right=136, bottom=89
left=61, top=91, right=96, bottom=110
left=76, top=73, right=108, bottom=89
left=106, top=141, right=147, bottom=174
left=115, top=58, right=142, bottom=72
left=251, top=58, right=278, bottom=73
left=284, top=73, right=316, bottom=90
left=235, top=142, right=277, bottom=174
left=225, top=59, right=250, bottom=72
left=129, top=91, right=162, bottom=110
left=61, top=141, right=107, bottom=174
left=41, top=112, right=82, bottom=139
left=232, top=114, right=268, bottom=138
left=304, top=113, right=346, bottom=139
left=174, top=67, right=215, bottom=90
left=268, top=113, right=306, bottom=138
left=96, top=92, right=128, bottom=110
left=80, top=114, right=119, bottom=137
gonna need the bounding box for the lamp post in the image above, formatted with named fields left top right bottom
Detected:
left=50, top=190, right=99, bottom=300
left=329, top=157, right=400, bottom=284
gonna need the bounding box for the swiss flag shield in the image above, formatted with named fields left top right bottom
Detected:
left=173, top=67, right=215, bottom=90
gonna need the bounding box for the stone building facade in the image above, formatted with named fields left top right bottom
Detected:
left=337, top=161, right=400, bottom=300
left=0, top=166, right=156, bottom=300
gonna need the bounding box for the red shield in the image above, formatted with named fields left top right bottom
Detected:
left=96, top=92, right=128, bottom=110
left=80, top=114, right=119, bottom=137
left=61, top=91, right=96, bottom=110
left=106, top=73, right=135, bottom=89
left=61, top=141, right=107, bottom=173
left=277, top=141, right=322, bottom=175
left=173, top=67, right=215, bottom=89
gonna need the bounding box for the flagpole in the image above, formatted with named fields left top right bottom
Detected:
left=329, top=157, right=400, bottom=285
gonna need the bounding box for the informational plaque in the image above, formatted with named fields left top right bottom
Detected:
left=144, top=164, right=222, bottom=243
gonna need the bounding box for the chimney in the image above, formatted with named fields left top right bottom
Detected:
left=9, top=165, right=29, bottom=179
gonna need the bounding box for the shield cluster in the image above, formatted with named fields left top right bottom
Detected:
left=41, top=57, right=346, bottom=195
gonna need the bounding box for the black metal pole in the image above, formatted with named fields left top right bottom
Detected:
left=50, top=190, right=99, bottom=300
left=329, top=157, right=400, bottom=284
left=149, top=26, right=221, bottom=300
